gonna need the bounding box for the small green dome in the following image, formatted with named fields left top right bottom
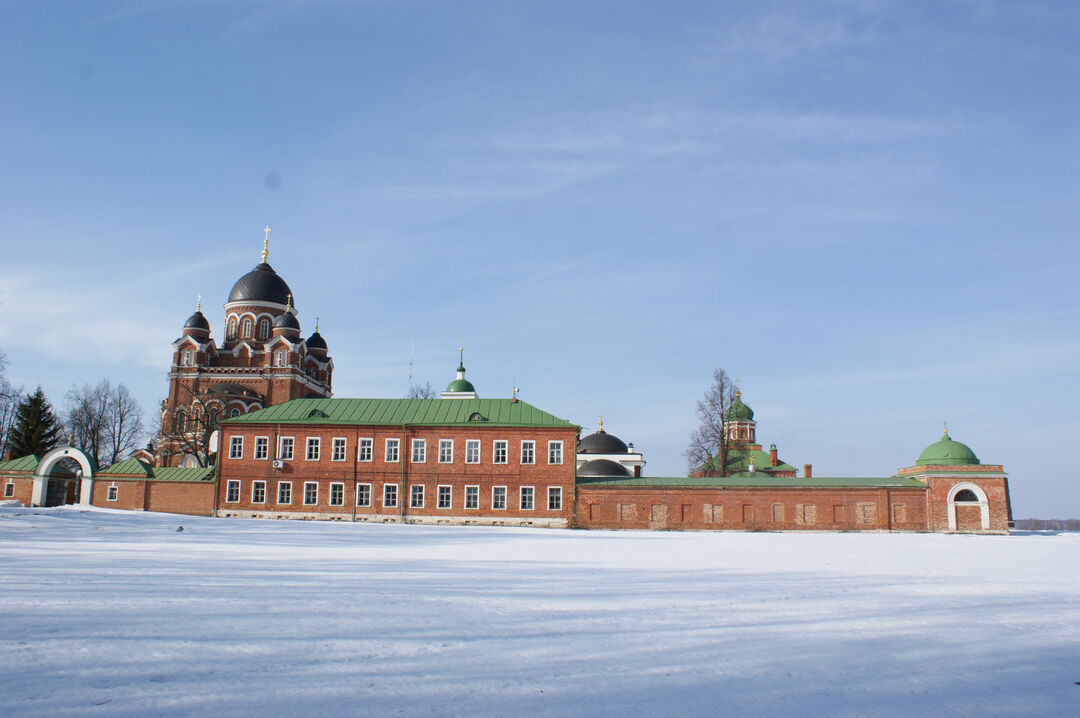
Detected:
left=726, top=393, right=754, bottom=422
left=446, top=378, right=476, bottom=393
left=916, top=432, right=979, bottom=466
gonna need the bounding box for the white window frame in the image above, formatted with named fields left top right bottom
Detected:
left=331, top=437, right=347, bottom=462
left=520, top=440, right=535, bottom=465
left=180, top=349, right=194, bottom=366
left=3, top=482, right=13, bottom=498
left=410, top=484, right=424, bottom=509
left=303, top=482, right=318, bottom=505
left=493, top=439, right=508, bottom=464
left=107, top=484, right=118, bottom=502
left=437, top=485, right=452, bottom=509
left=465, top=439, right=481, bottom=464
left=520, top=486, right=534, bottom=510
left=278, top=436, right=294, bottom=461
left=329, top=482, right=345, bottom=506
left=229, top=436, right=243, bottom=460
left=357, top=438, right=373, bottom=462
left=254, top=436, right=269, bottom=461
left=242, top=317, right=253, bottom=338
left=492, top=486, right=507, bottom=510
left=277, top=481, right=292, bottom=505
left=383, top=483, right=398, bottom=508
left=438, top=439, right=453, bottom=464
left=465, top=485, right=479, bottom=510
left=411, top=438, right=426, bottom=463
left=548, top=440, right=563, bottom=465
left=273, top=349, right=287, bottom=367
left=225, top=480, right=240, bottom=503
left=547, top=486, right=562, bottom=511
left=306, top=437, right=320, bottom=461
left=356, top=483, right=372, bottom=507
left=252, top=480, right=266, bottom=504
left=385, top=438, right=400, bottom=463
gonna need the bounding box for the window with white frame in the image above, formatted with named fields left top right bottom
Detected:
left=329, top=483, right=344, bottom=506
left=303, top=482, right=318, bottom=505
left=520, top=486, right=534, bottom=510
left=226, top=480, right=240, bottom=503
left=410, top=485, right=424, bottom=508
left=258, top=318, right=270, bottom=339
left=356, top=483, right=371, bottom=507
left=492, top=486, right=507, bottom=510
left=332, top=438, right=347, bottom=462
left=465, top=439, right=480, bottom=464
left=242, top=317, right=253, bottom=338
left=437, top=485, right=452, bottom=509
left=227, top=318, right=237, bottom=339
left=520, top=440, right=535, bottom=465
left=180, top=349, right=194, bottom=366
left=230, top=408, right=241, bottom=418
left=438, top=439, right=453, bottom=464
left=383, top=483, right=398, bottom=507
left=279, top=436, right=294, bottom=460
left=411, top=438, right=426, bottom=463
left=385, top=438, right=400, bottom=463
left=254, top=436, right=269, bottom=460
left=547, top=486, right=562, bottom=511
left=252, top=481, right=266, bottom=503
left=273, top=349, right=287, bottom=367
left=465, top=485, right=479, bottom=509
left=493, top=440, right=508, bottom=464
left=107, top=485, right=118, bottom=502
left=357, top=438, right=373, bottom=462
left=3, top=482, right=13, bottom=498
left=548, top=440, right=563, bottom=465
left=229, top=436, right=243, bottom=459
left=306, top=437, right=320, bottom=461
left=277, top=482, right=292, bottom=504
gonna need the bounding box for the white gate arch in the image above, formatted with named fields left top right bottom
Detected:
left=31, top=446, right=96, bottom=507
left=946, top=482, right=989, bottom=531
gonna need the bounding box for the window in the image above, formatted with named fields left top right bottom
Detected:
left=252, top=481, right=266, bottom=503
left=385, top=438, right=399, bottom=463
left=279, top=436, right=294, bottom=461
left=465, top=485, right=479, bottom=509
left=180, top=349, right=194, bottom=366
left=242, top=317, right=253, bottom=338
left=227, top=318, right=237, bottom=339
left=273, top=349, right=287, bottom=367
left=356, top=484, right=371, bottom=507
left=230, top=408, right=241, bottom=418
left=229, top=436, right=243, bottom=459
left=437, top=485, right=452, bottom=509
left=306, top=437, right=320, bottom=461
left=304, top=482, right=318, bottom=505
left=547, top=487, right=562, bottom=511
left=411, top=439, right=426, bottom=463
left=410, top=485, right=424, bottom=508
left=332, top=438, right=347, bottom=462
left=548, top=441, right=563, bottom=465
left=3, top=483, right=13, bottom=498
left=277, top=482, right=292, bottom=504
left=520, top=440, right=535, bottom=465
left=258, top=318, right=270, bottom=339
left=254, top=436, right=269, bottom=460
left=175, top=411, right=187, bottom=434
left=492, top=486, right=507, bottom=510
left=383, top=484, right=398, bottom=508
left=465, top=440, right=480, bottom=464
left=226, top=480, right=240, bottom=503
left=438, top=439, right=453, bottom=464
left=493, top=440, right=508, bottom=464
left=329, top=483, right=344, bottom=506
left=520, top=486, right=534, bottom=510
left=954, top=489, right=979, bottom=502
left=357, top=438, right=373, bottom=462
left=107, top=485, right=118, bottom=502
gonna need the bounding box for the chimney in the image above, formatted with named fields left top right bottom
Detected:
left=803, top=463, right=812, bottom=479
left=769, top=444, right=778, bottom=467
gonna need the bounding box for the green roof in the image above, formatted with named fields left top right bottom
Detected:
left=222, top=398, right=577, bottom=429
left=0, top=455, right=39, bottom=472
left=916, top=432, right=979, bottom=466
left=100, top=458, right=153, bottom=476
left=577, top=475, right=928, bottom=489
left=98, top=458, right=214, bottom=482
left=445, top=379, right=476, bottom=393
left=726, top=394, right=754, bottom=422
left=698, top=447, right=797, bottom=475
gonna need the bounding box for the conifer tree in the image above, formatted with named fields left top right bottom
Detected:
left=8, top=386, right=60, bottom=459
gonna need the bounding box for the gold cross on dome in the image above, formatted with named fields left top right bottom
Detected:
left=261, top=225, right=271, bottom=263
left=196, top=294, right=202, bottom=312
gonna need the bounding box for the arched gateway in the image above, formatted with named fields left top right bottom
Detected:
left=31, top=446, right=95, bottom=507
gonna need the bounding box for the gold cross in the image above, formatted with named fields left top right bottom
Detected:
left=261, top=225, right=271, bottom=263
left=196, top=294, right=201, bottom=312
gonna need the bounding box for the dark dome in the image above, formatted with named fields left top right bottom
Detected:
left=577, top=459, right=632, bottom=477
left=228, top=262, right=294, bottom=306
left=184, top=311, right=210, bottom=331
left=578, top=429, right=629, bottom=455
left=306, top=331, right=327, bottom=350
left=273, top=311, right=300, bottom=330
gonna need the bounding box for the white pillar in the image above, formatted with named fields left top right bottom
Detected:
left=31, top=476, right=47, bottom=506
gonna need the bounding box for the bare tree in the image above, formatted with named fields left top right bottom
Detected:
left=157, top=384, right=219, bottom=467
left=0, top=350, right=24, bottom=459
left=685, top=368, right=739, bottom=476
left=64, top=379, right=145, bottom=467
left=406, top=381, right=437, bottom=399
left=103, top=383, right=144, bottom=465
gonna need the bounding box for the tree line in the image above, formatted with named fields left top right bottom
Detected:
left=0, top=350, right=144, bottom=468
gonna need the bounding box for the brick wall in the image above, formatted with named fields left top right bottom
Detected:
left=1, top=475, right=34, bottom=505
left=923, top=473, right=1010, bottom=533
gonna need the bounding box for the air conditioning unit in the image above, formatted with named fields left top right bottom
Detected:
left=271, top=460, right=284, bottom=469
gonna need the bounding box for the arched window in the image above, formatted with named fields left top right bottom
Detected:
left=230, top=408, right=241, bottom=418
left=242, top=318, right=253, bottom=339
left=273, top=349, right=287, bottom=367
left=175, top=411, right=187, bottom=434
left=954, top=489, right=979, bottom=502
left=227, top=318, right=237, bottom=340
left=258, top=319, right=270, bottom=339
left=180, top=349, right=194, bottom=366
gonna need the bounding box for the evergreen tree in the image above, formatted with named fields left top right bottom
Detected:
left=8, top=386, right=60, bottom=459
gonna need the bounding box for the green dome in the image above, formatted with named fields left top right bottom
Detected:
left=726, top=393, right=754, bottom=422
left=445, top=378, right=476, bottom=393
left=916, top=432, right=979, bottom=466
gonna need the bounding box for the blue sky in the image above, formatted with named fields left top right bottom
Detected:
left=1, top=1, right=1077, bottom=517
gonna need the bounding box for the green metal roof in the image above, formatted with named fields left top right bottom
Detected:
left=100, top=458, right=153, bottom=476
left=0, top=455, right=39, bottom=472
left=916, top=432, right=979, bottom=466
left=445, top=379, right=476, bottom=393
left=698, top=447, right=797, bottom=475
left=222, top=398, right=577, bottom=429
left=98, top=458, right=214, bottom=482
left=577, top=475, right=928, bottom=489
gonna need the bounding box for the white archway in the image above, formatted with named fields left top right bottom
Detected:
left=31, top=446, right=95, bottom=507
left=946, top=482, right=989, bottom=531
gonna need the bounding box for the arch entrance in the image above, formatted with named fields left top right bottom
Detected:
left=31, top=447, right=96, bottom=507
left=946, top=482, right=989, bottom=532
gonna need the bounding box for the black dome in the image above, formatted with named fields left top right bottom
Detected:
left=577, top=429, right=629, bottom=454
left=274, top=311, right=300, bottom=330
left=184, top=311, right=210, bottom=330
left=306, top=331, right=327, bottom=350
left=228, top=262, right=294, bottom=306
left=577, top=459, right=632, bottom=477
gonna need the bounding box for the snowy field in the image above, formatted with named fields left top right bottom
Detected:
left=1, top=507, right=1078, bottom=718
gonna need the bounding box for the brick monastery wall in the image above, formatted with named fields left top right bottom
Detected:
left=89, top=477, right=215, bottom=515
left=924, top=475, right=1011, bottom=533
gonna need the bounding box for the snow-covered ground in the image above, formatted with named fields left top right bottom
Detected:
left=1, top=507, right=1077, bottom=718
